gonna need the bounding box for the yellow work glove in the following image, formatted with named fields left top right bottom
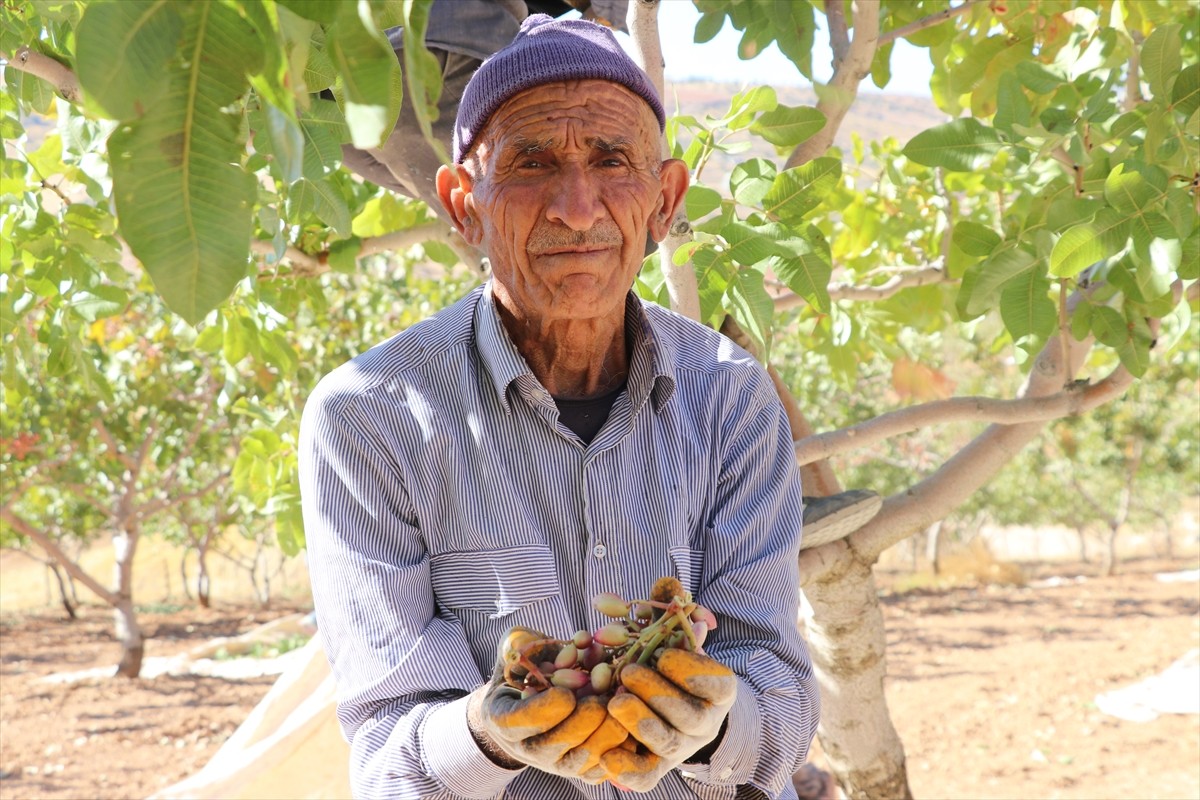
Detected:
left=468, top=628, right=612, bottom=779
left=601, top=649, right=738, bottom=792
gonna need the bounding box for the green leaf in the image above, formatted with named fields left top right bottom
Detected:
left=949, top=35, right=1011, bottom=95
left=748, top=105, right=825, bottom=148
left=1141, top=24, right=1182, bottom=100
left=69, top=285, right=128, bottom=322
left=953, top=221, right=1002, bottom=258
left=327, top=236, right=362, bottom=273
left=263, top=102, right=305, bottom=184
left=958, top=247, right=1036, bottom=318
left=1180, top=230, right=1200, bottom=280
left=194, top=323, right=222, bottom=353
left=729, top=158, right=776, bottom=207
left=289, top=177, right=351, bottom=237
left=1171, top=63, right=1200, bottom=119
left=328, top=1, right=402, bottom=149
left=400, top=0, right=448, bottom=165
left=1000, top=270, right=1056, bottom=341
left=1015, top=61, right=1065, bottom=95
left=692, top=248, right=731, bottom=327
left=1117, top=317, right=1153, bottom=377
left=723, top=85, right=777, bottom=131
left=721, top=220, right=777, bottom=266
left=1090, top=305, right=1128, bottom=347
left=725, top=268, right=773, bottom=361
left=770, top=245, right=831, bottom=313
left=685, top=186, right=722, bottom=221
left=75, top=0, right=183, bottom=119
left=1109, top=110, right=1144, bottom=141
left=903, top=119, right=1002, bottom=172
left=761, top=157, right=841, bottom=224
left=108, top=3, right=260, bottom=324
left=299, top=98, right=349, bottom=178
left=278, top=0, right=340, bottom=24
left=223, top=312, right=252, bottom=365
left=1049, top=208, right=1130, bottom=278
left=1103, top=162, right=1165, bottom=215
left=694, top=11, right=724, bottom=44
left=870, top=40, right=893, bottom=90
left=993, top=72, right=1031, bottom=136
left=304, top=29, right=337, bottom=91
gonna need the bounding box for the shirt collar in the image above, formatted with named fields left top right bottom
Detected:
left=473, top=280, right=676, bottom=414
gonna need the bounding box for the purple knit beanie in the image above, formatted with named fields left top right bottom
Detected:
left=453, top=14, right=666, bottom=163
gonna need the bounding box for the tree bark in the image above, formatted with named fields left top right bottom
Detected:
left=113, top=596, right=144, bottom=679
left=48, top=563, right=78, bottom=620
left=197, top=550, right=212, bottom=609
left=111, top=529, right=143, bottom=678
left=925, top=520, right=944, bottom=575
left=803, top=555, right=912, bottom=800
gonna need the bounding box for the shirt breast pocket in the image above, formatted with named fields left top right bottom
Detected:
left=429, top=545, right=568, bottom=675
left=669, top=546, right=706, bottom=598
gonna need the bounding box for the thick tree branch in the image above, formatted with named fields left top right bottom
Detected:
left=775, top=262, right=949, bottom=310
left=251, top=222, right=465, bottom=278
left=0, top=508, right=117, bottom=605
left=826, top=0, right=851, bottom=65
left=786, top=0, right=880, bottom=169
left=59, top=483, right=112, bottom=516
left=627, top=0, right=701, bottom=321
left=877, top=0, right=981, bottom=47
left=94, top=419, right=136, bottom=472
left=0, top=46, right=81, bottom=104
left=138, top=470, right=229, bottom=520
left=842, top=306, right=1158, bottom=562
left=794, top=363, right=1136, bottom=466
left=1123, top=32, right=1144, bottom=112
left=626, top=0, right=664, bottom=100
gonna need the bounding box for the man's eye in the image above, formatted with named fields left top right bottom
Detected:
left=599, top=157, right=626, bottom=168
left=518, top=159, right=545, bottom=170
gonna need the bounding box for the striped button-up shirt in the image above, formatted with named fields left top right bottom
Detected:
left=300, top=283, right=818, bottom=799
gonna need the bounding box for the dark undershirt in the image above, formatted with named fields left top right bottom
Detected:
left=552, top=382, right=626, bottom=444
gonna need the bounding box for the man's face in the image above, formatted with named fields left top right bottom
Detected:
left=456, top=80, right=678, bottom=324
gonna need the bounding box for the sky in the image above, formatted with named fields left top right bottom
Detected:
left=611, top=2, right=935, bottom=97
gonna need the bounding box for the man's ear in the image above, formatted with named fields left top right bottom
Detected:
left=436, top=164, right=483, bottom=246
left=648, top=158, right=689, bottom=243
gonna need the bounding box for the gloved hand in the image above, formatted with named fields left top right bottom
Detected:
left=468, top=627, right=613, bottom=778
left=601, top=648, right=738, bottom=792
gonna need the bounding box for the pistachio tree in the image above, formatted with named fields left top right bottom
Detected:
left=1, top=0, right=1197, bottom=795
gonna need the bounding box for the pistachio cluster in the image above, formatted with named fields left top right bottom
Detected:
left=500, top=576, right=718, bottom=700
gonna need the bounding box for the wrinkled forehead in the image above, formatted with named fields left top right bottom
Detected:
left=476, top=79, right=661, bottom=160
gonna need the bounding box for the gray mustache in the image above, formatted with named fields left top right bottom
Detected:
left=526, top=221, right=624, bottom=254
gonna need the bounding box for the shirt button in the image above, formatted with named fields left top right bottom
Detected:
left=592, top=543, right=607, bottom=558
left=719, top=767, right=734, bottom=780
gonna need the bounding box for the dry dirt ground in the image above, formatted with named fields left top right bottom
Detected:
left=1, top=560, right=1198, bottom=800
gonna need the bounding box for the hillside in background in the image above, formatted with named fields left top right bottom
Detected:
left=665, top=81, right=947, bottom=186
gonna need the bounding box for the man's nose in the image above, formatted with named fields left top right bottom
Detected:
left=545, top=164, right=605, bottom=231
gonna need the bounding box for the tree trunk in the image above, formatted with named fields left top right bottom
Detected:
left=925, top=520, right=944, bottom=574
left=48, top=562, right=77, bottom=620
left=803, top=554, right=912, bottom=800
left=197, top=550, right=211, bottom=609
left=1075, top=525, right=1089, bottom=563
left=113, top=597, right=144, bottom=678
left=112, top=529, right=143, bottom=678
left=180, top=550, right=194, bottom=602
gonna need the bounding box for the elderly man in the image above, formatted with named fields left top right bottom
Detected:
left=301, top=14, right=819, bottom=800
